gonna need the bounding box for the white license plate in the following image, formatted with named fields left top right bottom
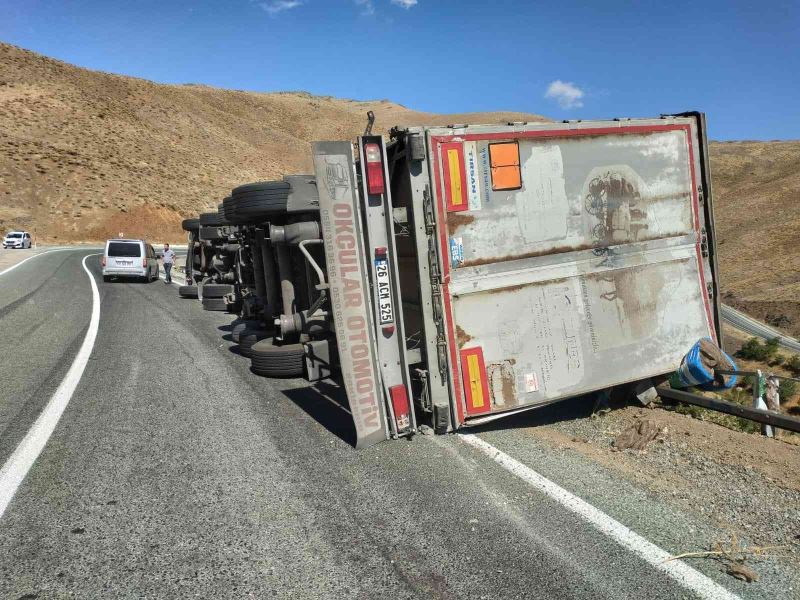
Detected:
left=374, top=258, right=394, bottom=325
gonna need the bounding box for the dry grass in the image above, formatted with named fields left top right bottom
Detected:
left=0, top=42, right=545, bottom=243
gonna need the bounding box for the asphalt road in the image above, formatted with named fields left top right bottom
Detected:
left=721, top=304, right=800, bottom=352
left=0, top=248, right=788, bottom=599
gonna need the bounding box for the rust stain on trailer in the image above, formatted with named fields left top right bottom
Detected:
left=488, top=361, right=517, bottom=407
left=589, top=262, right=667, bottom=340
left=447, top=213, right=476, bottom=236
left=455, top=325, right=473, bottom=348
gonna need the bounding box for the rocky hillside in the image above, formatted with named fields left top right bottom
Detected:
left=1, top=42, right=799, bottom=334
left=710, top=141, right=800, bottom=335
left=0, top=42, right=545, bottom=243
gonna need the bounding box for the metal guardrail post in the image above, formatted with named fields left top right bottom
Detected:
left=750, top=369, right=773, bottom=437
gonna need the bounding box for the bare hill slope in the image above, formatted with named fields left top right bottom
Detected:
left=1, top=42, right=799, bottom=334
left=0, top=42, right=545, bottom=243
left=711, top=141, right=800, bottom=335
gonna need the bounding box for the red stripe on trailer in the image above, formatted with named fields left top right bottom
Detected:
left=431, top=142, right=465, bottom=426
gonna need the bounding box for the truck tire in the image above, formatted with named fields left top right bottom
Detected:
left=231, top=319, right=259, bottom=343
left=238, top=329, right=270, bottom=358
left=182, top=218, right=200, bottom=231
left=202, top=297, right=228, bottom=311
left=178, top=285, right=198, bottom=298
left=250, top=338, right=305, bottom=377
left=232, top=181, right=291, bottom=195
left=220, top=196, right=234, bottom=222
left=199, top=212, right=228, bottom=227
left=201, top=283, right=233, bottom=298
left=199, top=226, right=226, bottom=241
left=226, top=181, right=291, bottom=222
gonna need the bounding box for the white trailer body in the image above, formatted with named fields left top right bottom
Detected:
left=314, top=113, right=721, bottom=447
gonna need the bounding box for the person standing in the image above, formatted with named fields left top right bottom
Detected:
left=162, top=243, right=176, bottom=284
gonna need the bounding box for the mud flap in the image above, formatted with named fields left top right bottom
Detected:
left=313, top=141, right=389, bottom=448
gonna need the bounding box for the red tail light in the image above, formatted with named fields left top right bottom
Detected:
left=142, top=257, right=147, bottom=268
left=364, top=143, right=385, bottom=195
left=389, top=385, right=411, bottom=431
left=101, top=257, right=106, bottom=267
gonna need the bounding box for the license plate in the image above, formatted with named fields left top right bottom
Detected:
left=374, top=258, right=394, bottom=325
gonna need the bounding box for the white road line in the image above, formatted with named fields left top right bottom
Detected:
left=0, top=247, right=83, bottom=278
left=459, top=434, right=741, bottom=600
left=0, top=253, right=101, bottom=519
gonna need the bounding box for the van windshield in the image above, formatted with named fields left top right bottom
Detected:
left=108, top=242, right=142, bottom=257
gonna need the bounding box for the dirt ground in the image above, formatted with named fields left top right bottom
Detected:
left=526, top=400, right=800, bottom=559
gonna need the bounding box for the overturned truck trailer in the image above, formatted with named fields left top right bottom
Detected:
left=310, top=113, right=721, bottom=447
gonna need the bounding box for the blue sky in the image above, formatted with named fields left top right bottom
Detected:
left=1, top=0, right=798, bottom=140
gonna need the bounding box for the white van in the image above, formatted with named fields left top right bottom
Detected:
left=3, top=231, right=32, bottom=249
left=101, top=239, right=159, bottom=282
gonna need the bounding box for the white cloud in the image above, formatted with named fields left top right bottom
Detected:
left=260, top=0, right=302, bottom=15
left=354, top=0, right=375, bottom=15
left=391, top=0, right=418, bottom=7
left=544, top=80, right=585, bottom=109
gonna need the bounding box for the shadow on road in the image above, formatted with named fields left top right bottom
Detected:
left=281, top=380, right=357, bottom=447
left=463, top=393, right=612, bottom=435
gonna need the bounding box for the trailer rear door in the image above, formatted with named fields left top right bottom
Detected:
left=427, top=118, right=717, bottom=425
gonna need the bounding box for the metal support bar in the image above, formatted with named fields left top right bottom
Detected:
left=298, top=239, right=326, bottom=287
left=275, top=244, right=295, bottom=316
left=250, top=233, right=267, bottom=300
left=658, top=387, right=800, bottom=433
left=256, top=229, right=280, bottom=320
left=718, top=369, right=800, bottom=384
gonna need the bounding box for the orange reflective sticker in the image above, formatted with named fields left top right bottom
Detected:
left=466, top=353, right=484, bottom=408
left=441, top=142, right=468, bottom=211
left=447, top=149, right=464, bottom=207
left=491, top=165, right=522, bottom=190
left=489, top=142, right=522, bottom=191
left=460, top=347, right=491, bottom=415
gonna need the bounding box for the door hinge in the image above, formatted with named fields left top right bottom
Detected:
left=423, top=185, right=436, bottom=236
left=700, top=227, right=709, bottom=257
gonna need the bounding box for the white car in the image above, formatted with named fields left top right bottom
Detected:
left=3, top=231, right=32, bottom=249
left=101, top=239, right=160, bottom=282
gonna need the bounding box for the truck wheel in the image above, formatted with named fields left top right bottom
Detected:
left=201, top=283, right=234, bottom=298
left=201, top=297, right=228, bottom=311
left=232, top=181, right=291, bottom=195
left=103, top=275, right=111, bottom=282
left=249, top=337, right=305, bottom=377
left=238, top=329, right=270, bottom=358
left=231, top=319, right=260, bottom=343
left=226, top=181, right=291, bottom=222
left=182, top=218, right=201, bottom=231
left=199, top=212, right=229, bottom=227
left=178, top=285, right=198, bottom=298
left=198, top=226, right=226, bottom=241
